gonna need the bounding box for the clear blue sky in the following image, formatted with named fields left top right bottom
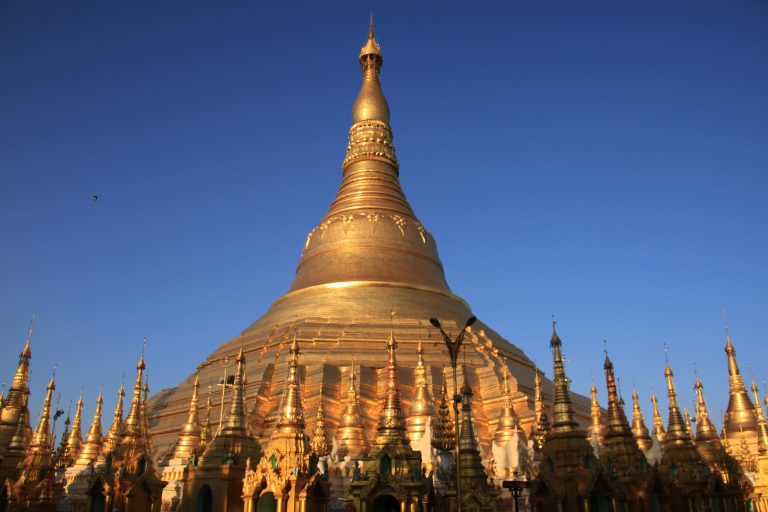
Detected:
left=2, top=1, right=767, bottom=434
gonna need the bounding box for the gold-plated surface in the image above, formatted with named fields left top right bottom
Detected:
left=587, top=381, right=605, bottom=446
left=171, top=374, right=201, bottom=460
left=432, top=379, right=455, bottom=451
left=662, top=361, right=688, bottom=442
left=336, top=367, right=369, bottom=458
left=549, top=325, right=579, bottom=434
left=310, top=399, right=330, bottom=457
left=650, top=389, right=666, bottom=443
left=631, top=388, right=652, bottom=452
left=74, top=391, right=103, bottom=466
left=751, top=381, right=768, bottom=454
left=406, top=338, right=437, bottom=442
left=102, top=383, right=124, bottom=455
left=146, top=20, right=590, bottom=469
left=693, top=376, right=719, bottom=443
left=458, top=377, right=498, bottom=508
left=493, top=366, right=524, bottom=446
left=60, top=393, right=84, bottom=466
left=723, top=336, right=758, bottom=437
left=0, top=325, right=32, bottom=455
left=17, top=376, right=55, bottom=478
left=529, top=367, right=550, bottom=453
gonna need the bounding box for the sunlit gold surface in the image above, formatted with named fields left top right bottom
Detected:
left=630, top=388, right=652, bottom=452
left=74, top=391, right=103, bottom=466
left=723, top=336, right=758, bottom=440
left=587, top=381, right=605, bottom=446
left=146, top=21, right=590, bottom=470
left=171, top=374, right=201, bottom=460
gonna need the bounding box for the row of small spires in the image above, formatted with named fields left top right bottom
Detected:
left=0, top=319, right=154, bottom=485
left=3, top=317, right=767, bottom=477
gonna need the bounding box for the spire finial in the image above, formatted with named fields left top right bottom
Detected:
left=369, top=12, right=374, bottom=39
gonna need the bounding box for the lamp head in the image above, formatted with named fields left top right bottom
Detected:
left=465, top=316, right=477, bottom=328
left=429, top=318, right=441, bottom=329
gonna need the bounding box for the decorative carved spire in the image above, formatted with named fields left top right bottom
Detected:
left=530, top=366, right=550, bottom=453
left=337, top=366, right=369, bottom=458
left=199, top=385, right=213, bottom=449
left=0, top=318, right=34, bottom=448
left=407, top=337, right=437, bottom=442
left=32, top=376, right=55, bottom=451
left=432, top=378, right=455, bottom=451
left=123, top=352, right=146, bottom=439
left=663, top=360, right=689, bottom=443
left=587, top=380, right=605, bottom=446
left=751, top=380, right=768, bottom=454
left=694, top=376, right=719, bottom=443
left=222, top=348, right=247, bottom=431
left=683, top=408, right=694, bottom=440
left=7, top=395, right=30, bottom=454
left=494, top=365, right=524, bottom=445
left=603, top=354, right=632, bottom=436
left=549, top=323, right=579, bottom=433
left=55, top=412, right=72, bottom=468
left=374, top=328, right=407, bottom=446
left=723, top=335, right=757, bottom=436
left=631, top=388, right=653, bottom=452
left=103, top=383, right=125, bottom=454
left=172, top=374, right=202, bottom=460
left=18, top=376, right=56, bottom=478
left=63, top=393, right=84, bottom=464
left=75, top=391, right=103, bottom=465
left=458, top=376, right=492, bottom=487
left=310, top=399, right=330, bottom=457
left=352, top=18, right=388, bottom=125
left=651, top=389, right=666, bottom=443
left=276, top=336, right=305, bottom=431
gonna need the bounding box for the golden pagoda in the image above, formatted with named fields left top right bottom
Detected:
left=722, top=334, right=759, bottom=459
left=146, top=21, right=590, bottom=483
left=587, top=380, right=606, bottom=450
left=630, top=388, right=653, bottom=454
left=530, top=325, right=611, bottom=511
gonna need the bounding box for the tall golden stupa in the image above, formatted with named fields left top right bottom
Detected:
left=147, top=21, right=590, bottom=470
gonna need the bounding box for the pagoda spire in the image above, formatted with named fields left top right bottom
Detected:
left=18, top=375, right=56, bottom=478
left=289, top=22, right=451, bottom=297
left=432, top=378, right=455, bottom=451
left=587, top=380, right=605, bottom=446
left=751, top=380, right=768, bottom=454
left=337, top=366, right=369, bottom=458
left=494, top=365, right=524, bottom=445
left=663, top=359, right=689, bottom=442
left=172, top=374, right=202, bottom=460
left=266, top=336, right=309, bottom=473
left=103, top=383, right=125, bottom=454
left=549, top=323, right=578, bottom=433
left=631, top=388, right=653, bottom=452
left=407, top=337, right=437, bottom=442
left=275, top=336, right=306, bottom=431
left=722, top=333, right=757, bottom=436
left=0, top=317, right=34, bottom=450
left=75, top=391, right=103, bottom=465
left=530, top=366, right=550, bottom=453
left=694, top=376, right=719, bottom=443
left=123, top=351, right=146, bottom=439
left=374, top=327, right=407, bottom=446
left=603, top=353, right=633, bottom=435
left=65, top=392, right=84, bottom=462
left=651, top=388, right=667, bottom=443
left=6, top=395, right=30, bottom=455
left=222, top=348, right=247, bottom=431
left=199, top=385, right=213, bottom=450
left=310, top=399, right=330, bottom=457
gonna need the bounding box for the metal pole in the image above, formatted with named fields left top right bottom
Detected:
left=452, top=360, right=462, bottom=512
left=217, top=357, right=231, bottom=436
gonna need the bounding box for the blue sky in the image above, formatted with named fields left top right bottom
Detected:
left=1, top=1, right=767, bottom=433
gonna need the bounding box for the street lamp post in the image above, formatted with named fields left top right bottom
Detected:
left=430, top=315, right=477, bottom=512
left=503, top=471, right=526, bottom=512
